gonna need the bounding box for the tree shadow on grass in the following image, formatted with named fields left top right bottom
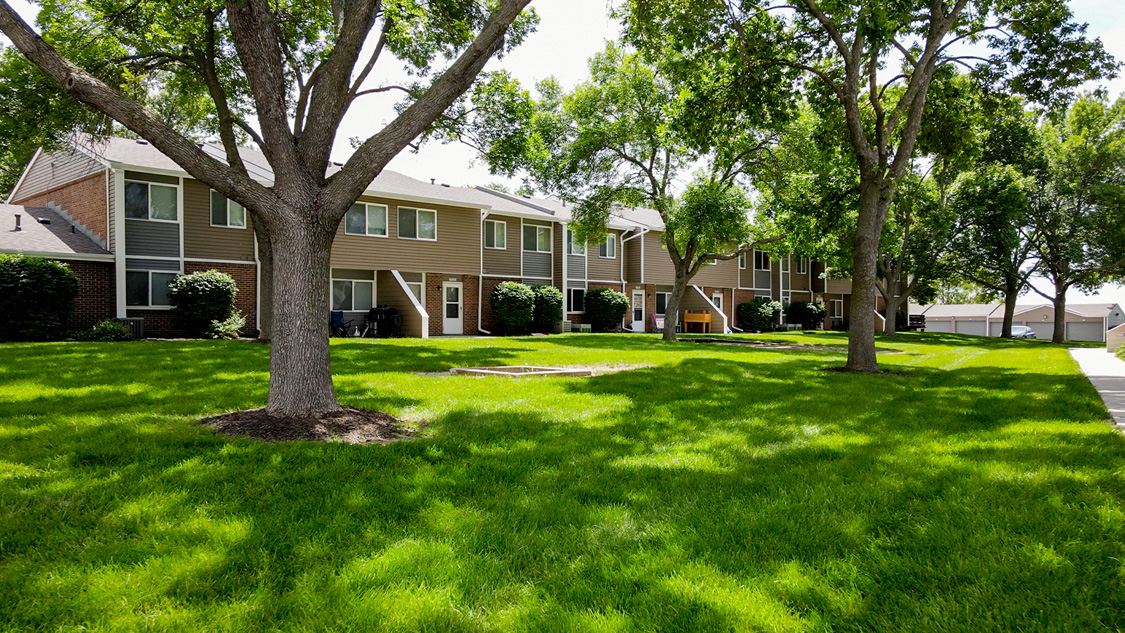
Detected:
left=1, top=342, right=1124, bottom=631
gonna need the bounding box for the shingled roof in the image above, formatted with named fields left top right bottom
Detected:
left=0, top=205, right=112, bottom=260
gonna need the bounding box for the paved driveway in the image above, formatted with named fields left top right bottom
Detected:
left=1069, top=347, right=1125, bottom=433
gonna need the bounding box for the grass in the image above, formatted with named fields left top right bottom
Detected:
left=1, top=331, right=1123, bottom=632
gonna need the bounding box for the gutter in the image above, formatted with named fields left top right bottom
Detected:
left=0, top=249, right=114, bottom=262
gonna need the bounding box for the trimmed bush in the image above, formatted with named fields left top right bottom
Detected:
left=738, top=298, right=782, bottom=332
left=785, top=301, right=827, bottom=330
left=489, top=281, right=535, bottom=335
left=585, top=288, right=629, bottom=332
left=0, top=254, right=80, bottom=341
left=208, top=311, right=246, bottom=339
left=79, top=319, right=134, bottom=342
left=168, top=270, right=238, bottom=337
left=531, top=285, right=563, bottom=333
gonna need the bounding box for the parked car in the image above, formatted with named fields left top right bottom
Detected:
left=1011, top=325, right=1037, bottom=339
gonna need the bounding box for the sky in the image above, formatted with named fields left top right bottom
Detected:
left=4, top=0, right=1125, bottom=305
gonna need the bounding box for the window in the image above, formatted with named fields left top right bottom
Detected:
left=125, top=270, right=178, bottom=307
left=754, top=250, right=770, bottom=271
left=712, top=292, right=723, bottom=311
left=781, top=257, right=790, bottom=273
left=331, top=269, right=375, bottom=312
left=598, top=234, right=616, bottom=258
left=567, top=229, right=586, bottom=255
left=345, top=203, right=388, bottom=237
left=399, top=272, right=424, bottom=304
left=831, top=299, right=844, bottom=318
left=398, top=207, right=436, bottom=240
left=739, top=253, right=747, bottom=269
left=484, top=220, right=506, bottom=249
left=125, top=181, right=178, bottom=221
left=655, top=292, right=671, bottom=316
left=568, top=288, right=586, bottom=312
left=523, top=225, right=551, bottom=252
left=209, top=191, right=247, bottom=228
left=796, top=257, right=809, bottom=274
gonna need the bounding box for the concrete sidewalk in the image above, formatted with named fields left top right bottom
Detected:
left=1069, top=347, right=1125, bottom=433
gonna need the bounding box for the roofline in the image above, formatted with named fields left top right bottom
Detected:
left=0, top=248, right=115, bottom=262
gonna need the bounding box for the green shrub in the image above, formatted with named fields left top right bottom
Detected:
left=784, top=301, right=827, bottom=330
left=168, top=270, right=238, bottom=337
left=585, top=288, right=629, bottom=332
left=79, top=319, right=134, bottom=342
left=208, top=311, right=246, bottom=339
left=738, top=298, right=782, bottom=332
left=489, top=281, right=535, bottom=335
left=531, top=285, right=563, bottom=333
left=0, top=254, right=80, bottom=341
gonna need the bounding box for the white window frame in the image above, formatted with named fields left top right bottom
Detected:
left=754, top=250, right=770, bottom=271
left=739, top=253, right=747, bottom=269
left=567, top=229, right=586, bottom=255
left=345, top=203, right=388, bottom=237
left=124, top=179, right=179, bottom=223
left=523, top=225, right=552, bottom=253
left=831, top=299, right=844, bottom=318
left=712, top=292, right=723, bottom=311
left=209, top=190, right=247, bottom=229
left=780, top=256, right=791, bottom=273
left=655, top=291, right=671, bottom=316
left=125, top=269, right=179, bottom=309
left=598, top=234, right=616, bottom=258
left=331, top=275, right=376, bottom=312
left=397, top=207, right=437, bottom=241
left=568, top=287, right=586, bottom=313
left=484, top=219, right=507, bottom=250
left=796, top=257, right=809, bottom=274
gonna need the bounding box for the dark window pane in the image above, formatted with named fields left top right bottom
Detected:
left=151, top=273, right=177, bottom=306
left=485, top=222, right=496, bottom=248
left=345, top=204, right=366, bottom=235
left=523, top=226, right=536, bottom=250
left=332, top=281, right=352, bottom=311
left=571, top=289, right=585, bottom=312
left=398, top=208, right=417, bottom=238
left=125, top=182, right=148, bottom=219
left=656, top=293, right=667, bottom=315
left=211, top=191, right=227, bottom=225
left=126, top=271, right=148, bottom=306
left=354, top=281, right=373, bottom=311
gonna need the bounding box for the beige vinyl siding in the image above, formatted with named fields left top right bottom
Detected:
left=11, top=148, right=103, bottom=202
left=331, top=196, right=480, bottom=274
left=376, top=271, right=426, bottom=337
left=182, top=179, right=256, bottom=262
left=587, top=230, right=623, bottom=282
left=639, top=231, right=676, bottom=285
left=623, top=231, right=642, bottom=283
left=791, top=271, right=811, bottom=292
left=691, top=254, right=738, bottom=287
left=482, top=214, right=520, bottom=276
left=827, top=278, right=853, bottom=294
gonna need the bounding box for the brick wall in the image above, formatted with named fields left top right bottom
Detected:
left=733, top=289, right=755, bottom=329
left=54, top=259, right=114, bottom=331
left=185, top=261, right=258, bottom=337
left=14, top=174, right=108, bottom=247
left=126, top=309, right=184, bottom=338
left=426, top=274, right=479, bottom=337
left=479, top=277, right=521, bottom=334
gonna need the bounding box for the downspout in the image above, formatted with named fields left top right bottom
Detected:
left=478, top=209, right=491, bottom=334
left=561, top=222, right=568, bottom=317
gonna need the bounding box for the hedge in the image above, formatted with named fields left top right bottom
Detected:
left=489, top=281, right=535, bottom=334
left=585, top=288, right=629, bottom=332
left=531, top=284, right=563, bottom=333
left=168, top=270, right=239, bottom=337
left=0, top=255, right=80, bottom=341
left=737, top=298, right=782, bottom=332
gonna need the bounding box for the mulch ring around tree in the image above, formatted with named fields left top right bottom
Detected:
left=203, top=407, right=417, bottom=445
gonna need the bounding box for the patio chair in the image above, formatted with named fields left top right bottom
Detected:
left=330, top=311, right=350, bottom=337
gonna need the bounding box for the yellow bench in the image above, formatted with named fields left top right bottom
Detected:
left=683, top=310, right=712, bottom=334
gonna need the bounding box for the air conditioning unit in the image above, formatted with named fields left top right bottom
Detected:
left=560, top=320, right=573, bottom=333
left=576, top=323, right=592, bottom=333
left=115, top=317, right=145, bottom=339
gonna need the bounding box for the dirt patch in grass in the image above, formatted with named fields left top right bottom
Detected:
left=416, top=363, right=651, bottom=378
left=203, top=407, right=416, bottom=444
left=691, top=338, right=903, bottom=354
left=821, top=366, right=914, bottom=377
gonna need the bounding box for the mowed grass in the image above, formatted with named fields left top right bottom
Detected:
left=1, top=332, right=1124, bottom=632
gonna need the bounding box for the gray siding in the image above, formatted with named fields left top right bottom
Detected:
left=567, top=254, right=586, bottom=280
left=126, top=257, right=180, bottom=271
left=11, top=148, right=102, bottom=202
left=754, top=270, right=771, bottom=289
left=125, top=219, right=181, bottom=258
left=523, top=251, right=552, bottom=279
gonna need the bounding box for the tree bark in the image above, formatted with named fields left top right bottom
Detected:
left=254, top=221, right=274, bottom=341
left=882, top=293, right=902, bottom=336
left=1052, top=291, right=1067, bottom=344
left=847, top=183, right=888, bottom=371
left=662, top=273, right=688, bottom=341
left=266, top=217, right=339, bottom=415
left=1000, top=276, right=1019, bottom=338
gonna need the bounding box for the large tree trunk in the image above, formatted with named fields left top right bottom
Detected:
left=1000, top=277, right=1019, bottom=338
left=662, top=273, right=689, bottom=341
left=847, top=184, right=887, bottom=371
left=266, top=218, right=339, bottom=415
left=883, top=292, right=902, bottom=336
left=1052, top=292, right=1067, bottom=344
left=254, top=221, right=274, bottom=341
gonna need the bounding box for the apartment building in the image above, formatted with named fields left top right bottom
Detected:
left=3, top=136, right=853, bottom=337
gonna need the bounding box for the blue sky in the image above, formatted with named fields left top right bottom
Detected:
left=4, top=0, right=1125, bottom=305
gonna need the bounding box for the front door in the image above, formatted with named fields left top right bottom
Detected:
left=442, top=282, right=463, bottom=335
left=631, top=289, right=645, bottom=332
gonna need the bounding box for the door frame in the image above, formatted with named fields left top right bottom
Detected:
left=631, top=289, right=646, bottom=332
left=442, top=281, right=463, bottom=335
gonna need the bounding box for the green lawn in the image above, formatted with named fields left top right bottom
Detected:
left=1, top=332, right=1123, bottom=632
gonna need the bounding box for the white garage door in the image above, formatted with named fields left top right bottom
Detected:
left=1027, top=322, right=1054, bottom=339
left=989, top=322, right=1003, bottom=337
left=925, top=320, right=951, bottom=333
left=1067, top=321, right=1104, bottom=342
left=955, top=320, right=987, bottom=336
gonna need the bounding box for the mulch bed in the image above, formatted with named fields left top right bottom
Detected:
left=203, top=407, right=416, bottom=444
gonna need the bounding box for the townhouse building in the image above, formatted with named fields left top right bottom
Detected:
left=3, top=136, right=855, bottom=337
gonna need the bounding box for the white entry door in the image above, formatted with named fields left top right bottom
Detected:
left=442, top=282, right=463, bottom=335
left=631, top=289, right=646, bottom=332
